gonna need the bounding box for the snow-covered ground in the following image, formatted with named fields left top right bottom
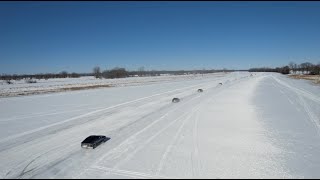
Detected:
left=0, top=73, right=227, bottom=97
left=0, top=72, right=319, bottom=178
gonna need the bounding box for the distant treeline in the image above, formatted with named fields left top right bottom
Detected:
left=1, top=67, right=245, bottom=81
left=92, top=66, right=245, bottom=79
left=249, top=62, right=320, bottom=75
left=248, top=66, right=290, bottom=74
left=2, top=61, right=319, bottom=82
left=0, top=71, right=89, bottom=81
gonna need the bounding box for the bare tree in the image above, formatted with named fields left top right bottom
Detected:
left=310, top=62, right=320, bottom=75
left=93, top=66, right=102, bottom=79
left=299, top=62, right=313, bottom=74
left=103, top=67, right=128, bottom=79
left=300, top=63, right=307, bottom=74
left=317, top=63, right=320, bottom=82
left=60, top=71, right=68, bottom=78
left=305, top=62, right=314, bottom=74
left=70, top=72, right=80, bottom=78
left=288, top=62, right=296, bottom=74
left=138, top=66, right=145, bottom=77
left=293, top=63, right=298, bottom=74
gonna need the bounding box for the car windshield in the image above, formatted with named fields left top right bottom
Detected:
left=83, top=136, right=99, bottom=143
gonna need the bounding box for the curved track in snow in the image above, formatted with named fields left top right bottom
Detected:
left=0, top=72, right=319, bottom=179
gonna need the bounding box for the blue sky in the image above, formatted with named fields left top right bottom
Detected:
left=1, top=1, right=320, bottom=74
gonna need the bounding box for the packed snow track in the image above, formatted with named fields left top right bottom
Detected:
left=0, top=72, right=319, bottom=178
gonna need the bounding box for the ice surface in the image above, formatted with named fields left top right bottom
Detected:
left=0, top=72, right=319, bottom=178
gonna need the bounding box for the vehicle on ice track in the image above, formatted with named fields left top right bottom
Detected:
left=81, top=135, right=110, bottom=149
left=172, top=98, right=180, bottom=103
left=197, top=89, right=203, bottom=92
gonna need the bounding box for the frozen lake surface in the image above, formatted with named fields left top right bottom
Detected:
left=0, top=72, right=319, bottom=178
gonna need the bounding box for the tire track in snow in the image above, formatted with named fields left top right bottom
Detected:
left=155, top=87, right=223, bottom=178
left=2, top=100, right=162, bottom=178
left=271, top=75, right=320, bottom=104
left=24, top=146, right=81, bottom=179
left=2, top=73, right=250, bottom=179
left=155, top=105, right=202, bottom=176
left=74, top=94, right=203, bottom=179
left=110, top=96, right=203, bottom=170
left=2, top=79, right=226, bottom=178
left=297, top=95, right=320, bottom=136
left=0, top=106, right=106, bottom=122
left=4, top=140, right=80, bottom=179
left=192, top=107, right=202, bottom=178
left=99, top=76, right=250, bottom=177
left=271, top=81, right=295, bottom=106
left=89, top=75, right=252, bottom=170
left=271, top=75, right=320, bottom=136
left=84, top=77, right=236, bottom=167
left=155, top=92, right=218, bottom=177
left=4, top=97, right=174, bottom=178
left=92, top=75, right=245, bottom=169
left=89, top=165, right=174, bottom=179
left=0, top=80, right=219, bottom=144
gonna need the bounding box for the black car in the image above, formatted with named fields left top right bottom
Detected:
left=197, top=89, right=203, bottom=92
left=172, top=98, right=180, bottom=103
left=81, top=135, right=110, bottom=149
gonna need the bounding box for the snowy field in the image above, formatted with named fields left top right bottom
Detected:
left=0, top=72, right=319, bottom=178
left=0, top=73, right=227, bottom=97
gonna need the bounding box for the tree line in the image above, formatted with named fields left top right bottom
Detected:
left=3, top=61, right=319, bottom=83
left=288, top=62, right=320, bottom=75
left=248, top=66, right=291, bottom=74
left=0, top=71, right=85, bottom=81
left=1, top=67, right=239, bottom=82
left=92, top=66, right=242, bottom=79
left=249, top=61, right=320, bottom=75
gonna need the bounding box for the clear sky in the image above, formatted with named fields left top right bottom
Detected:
left=1, top=1, right=320, bottom=74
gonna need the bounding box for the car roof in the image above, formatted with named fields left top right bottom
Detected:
left=82, top=135, right=105, bottom=143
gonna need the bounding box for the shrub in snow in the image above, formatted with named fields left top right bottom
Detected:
left=25, top=79, right=37, bottom=83
left=6, top=80, right=13, bottom=84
